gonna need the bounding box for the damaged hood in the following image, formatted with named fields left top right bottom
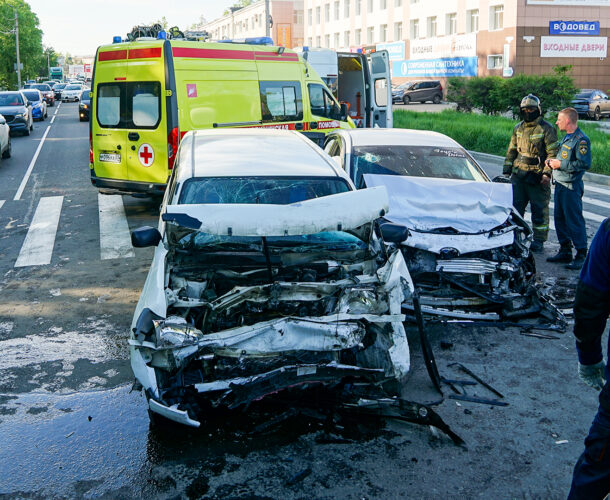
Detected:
left=163, top=186, right=389, bottom=241
left=363, top=175, right=513, bottom=234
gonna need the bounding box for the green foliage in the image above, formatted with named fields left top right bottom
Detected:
left=445, top=72, right=579, bottom=119
left=393, top=109, right=610, bottom=176
left=0, top=0, right=44, bottom=89
left=224, top=0, right=253, bottom=15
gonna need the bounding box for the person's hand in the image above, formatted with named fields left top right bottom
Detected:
left=578, top=361, right=606, bottom=390
left=548, top=159, right=561, bottom=170
left=540, top=174, right=551, bottom=186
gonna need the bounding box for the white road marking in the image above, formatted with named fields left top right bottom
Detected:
left=585, top=184, right=610, bottom=197
left=98, top=194, right=135, bottom=260
left=13, top=125, right=51, bottom=201
left=583, top=196, right=610, bottom=210
left=0, top=200, right=4, bottom=211
left=549, top=202, right=607, bottom=223
left=57, top=102, right=61, bottom=109
left=50, top=115, right=55, bottom=124
left=54, top=108, right=58, bottom=115
left=14, top=196, right=63, bottom=268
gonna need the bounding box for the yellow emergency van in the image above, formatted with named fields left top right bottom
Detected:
left=90, top=36, right=355, bottom=195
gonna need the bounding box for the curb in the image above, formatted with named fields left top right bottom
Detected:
left=469, top=151, right=610, bottom=187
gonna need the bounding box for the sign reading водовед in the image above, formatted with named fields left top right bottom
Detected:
left=376, top=41, right=405, bottom=61
left=392, top=57, right=478, bottom=78
left=550, top=21, right=600, bottom=35
left=540, top=36, right=608, bottom=57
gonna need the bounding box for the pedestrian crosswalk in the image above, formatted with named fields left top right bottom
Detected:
left=0, top=180, right=608, bottom=269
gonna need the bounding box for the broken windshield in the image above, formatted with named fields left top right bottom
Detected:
left=351, top=145, right=487, bottom=188
left=179, top=177, right=351, bottom=205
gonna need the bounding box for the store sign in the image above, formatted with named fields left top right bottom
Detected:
left=409, top=33, right=477, bottom=60
left=529, top=0, right=609, bottom=5
left=392, top=57, right=478, bottom=78
left=550, top=21, right=600, bottom=35
left=540, top=36, right=608, bottom=57
left=376, top=41, right=405, bottom=61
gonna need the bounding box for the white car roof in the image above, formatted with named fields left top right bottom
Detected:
left=175, top=129, right=348, bottom=182
left=337, top=128, right=463, bottom=149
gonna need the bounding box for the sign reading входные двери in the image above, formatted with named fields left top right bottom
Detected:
left=540, top=36, right=608, bottom=57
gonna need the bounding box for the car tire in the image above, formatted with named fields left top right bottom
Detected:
left=2, top=138, right=11, bottom=159
left=594, top=107, right=601, bottom=121
left=30, top=121, right=33, bottom=131
left=433, top=94, right=442, bottom=104
left=403, top=95, right=410, bottom=105
left=24, top=126, right=30, bottom=136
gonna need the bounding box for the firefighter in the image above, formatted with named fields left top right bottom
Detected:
left=503, top=94, right=559, bottom=252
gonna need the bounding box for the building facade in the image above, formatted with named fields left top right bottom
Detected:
left=302, top=0, right=609, bottom=89
left=203, top=0, right=304, bottom=49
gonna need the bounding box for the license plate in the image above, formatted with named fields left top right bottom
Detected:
left=99, top=153, right=121, bottom=163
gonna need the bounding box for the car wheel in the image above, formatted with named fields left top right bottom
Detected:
left=2, top=138, right=11, bottom=159
left=24, top=126, right=30, bottom=136
left=433, top=94, right=442, bottom=104
left=403, top=95, right=410, bottom=105
left=594, top=107, right=601, bottom=121
left=30, top=121, right=33, bottom=131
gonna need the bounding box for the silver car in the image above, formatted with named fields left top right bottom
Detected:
left=61, top=84, right=83, bottom=102
left=0, top=113, right=11, bottom=160
left=129, top=129, right=413, bottom=427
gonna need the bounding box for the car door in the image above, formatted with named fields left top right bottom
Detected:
left=368, top=50, right=392, bottom=128
left=0, top=115, right=8, bottom=153
left=600, top=92, right=610, bottom=114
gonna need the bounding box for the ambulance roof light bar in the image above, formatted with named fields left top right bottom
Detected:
left=217, top=37, right=273, bottom=45
left=112, top=36, right=122, bottom=43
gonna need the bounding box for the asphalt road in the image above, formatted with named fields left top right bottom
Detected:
left=0, top=105, right=609, bottom=498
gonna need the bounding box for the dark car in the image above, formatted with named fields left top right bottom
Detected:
left=392, top=80, right=443, bottom=104
left=52, top=83, right=67, bottom=101
left=31, top=83, right=55, bottom=106
left=0, top=91, right=33, bottom=136
left=571, top=89, right=610, bottom=121
left=79, top=89, right=91, bottom=121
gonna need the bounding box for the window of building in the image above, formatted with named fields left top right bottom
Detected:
left=410, top=0, right=419, bottom=3
left=334, top=32, right=340, bottom=47
left=344, top=30, right=350, bottom=46
left=487, top=54, right=503, bottom=69
left=367, top=26, right=374, bottom=43
left=356, top=0, right=362, bottom=15
left=344, top=0, right=350, bottom=17
left=395, top=0, right=402, bottom=6
left=334, top=1, right=340, bottom=19
left=316, top=6, right=321, bottom=22
left=466, top=9, right=479, bottom=33
left=427, top=16, right=437, bottom=37
left=394, top=22, right=402, bottom=40
left=410, top=19, right=419, bottom=39
left=446, top=13, right=456, bottom=35
left=380, top=24, right=387, bottom=42
left=325, top=34, right=331, bottom=47
left=295, top=10, right=303, bottom=25
left=490, top=5, right=504, bottom=31
left=380, top=0, right=387, bottom=8
left=316, top=35, right=321, bottom=46
left=368, top=0, right=374, bottom=13
left=325, top=3, right=330, bottom=21
left=307, top=37, right=313, bottom=46
left=355, top=28, right=361, bottom=44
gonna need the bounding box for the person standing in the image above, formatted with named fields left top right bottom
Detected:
left=568, top=218, right=610, bottom=500
left=503, top=94, right=559, bottom=252
left=545, top=107, right=592, bottom=270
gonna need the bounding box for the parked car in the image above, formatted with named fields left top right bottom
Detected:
left=30, top=84, right=55, bottom=106
left=78, top=89, right=91, bottom=121
left=392, top=80, right=443, bottom=104
left=571, top=89, right=610, bottom=121
left=324, top=128, right=564, bottom=322
left=21, top=89, right=47, bottom=121
left=61, top=84, right=83, bottom=102
left=0, top=91, right=33, bottom=136
left=0, top=113, right=11, bottom=160
left=129, top=128, right=412, bottom=427
left=53, top=83, right=67, bottom=101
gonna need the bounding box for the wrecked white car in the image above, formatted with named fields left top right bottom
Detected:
left=324, top=128, right=561, bottom=322
left=129, top=130, right=413, bottom=427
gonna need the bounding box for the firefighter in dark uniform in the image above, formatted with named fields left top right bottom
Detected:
left=546, top=107, right=592, bottom=270
left=503, top=94, right=559, bottom=252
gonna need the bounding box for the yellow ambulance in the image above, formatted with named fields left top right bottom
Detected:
left=90, top=36, right=356, bottom=195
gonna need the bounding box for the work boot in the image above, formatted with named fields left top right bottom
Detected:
left=530, top=240, right=544, bottom=253
left=547, top=242, right=572, bottom=263
left=566, top=248, right=587, bottom=270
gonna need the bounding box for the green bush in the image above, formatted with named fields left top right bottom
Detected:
left=393, top=109, right=609, bottom=176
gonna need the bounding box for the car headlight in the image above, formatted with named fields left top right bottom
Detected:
left=14, top=113, right=24, bottom=118
left=84, top=104, right=88, bottom=109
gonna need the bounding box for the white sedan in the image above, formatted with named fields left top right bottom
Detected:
left=61, top=84, right=83, bottom=102
left=0, top=113, right=11, bottom=160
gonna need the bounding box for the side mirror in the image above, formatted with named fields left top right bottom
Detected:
left=88, top=91, right=93, bottom=98
left=380, top=222, right=409, bottom=243
left=492, top=175, right=511, bottom=184
left=339, top=102, right=348, bottom=121
left=131, top=226, right=162, bottom=248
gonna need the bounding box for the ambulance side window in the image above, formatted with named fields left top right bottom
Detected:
left=259, top=81, right=303, bottom=122
left=308, top=84, right=341, bottom=120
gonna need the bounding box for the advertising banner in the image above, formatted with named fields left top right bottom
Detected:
left=392, top=57, right=478, bottom=78
left=376, top=41, right=405, bottom=61
left=540, top=36, right=608, bottom=57
left=69, top=64, right=84, bottom=75
left=529, top=0, right=609, bottom=5
left=549, top=21, right=600, bottom=35
left=409, top=33, right=477, bottom=60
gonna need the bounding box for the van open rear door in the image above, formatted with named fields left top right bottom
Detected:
left=368, top=50, right=392, bottom=128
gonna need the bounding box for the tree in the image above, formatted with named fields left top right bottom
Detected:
left=188, top=15, right=208, bottom=31
left=223, top=0, right=253, bottom=16
left=0, top=0, right=44, bottom=89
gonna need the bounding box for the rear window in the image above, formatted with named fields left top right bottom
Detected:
left=0, top=93, right=24, bottom=106
left=33, top=84, right=51, bottom=91
left=179, top=176, right=350, bottom=205
left=23, top=91, right=40, bottom=101
left=96, top=81, right=161, bottom=129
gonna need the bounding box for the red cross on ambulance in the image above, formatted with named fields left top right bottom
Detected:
left=138, top=143, right=155, bottom=167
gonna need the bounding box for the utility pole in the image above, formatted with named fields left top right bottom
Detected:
left=47, top=51, right=50, bottom=79
left=265, top=0, right=270, bottom=38
left=14, top=8, right=22, bottom=89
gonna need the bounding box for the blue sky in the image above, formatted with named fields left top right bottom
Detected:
left=28, top=0, right=238, bottom=56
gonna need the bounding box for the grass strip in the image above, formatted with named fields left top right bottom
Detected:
left=394, top=109, right=609, bottom=176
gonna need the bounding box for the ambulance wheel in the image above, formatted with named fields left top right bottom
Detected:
left=402, top=95, right=410, bottom=105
